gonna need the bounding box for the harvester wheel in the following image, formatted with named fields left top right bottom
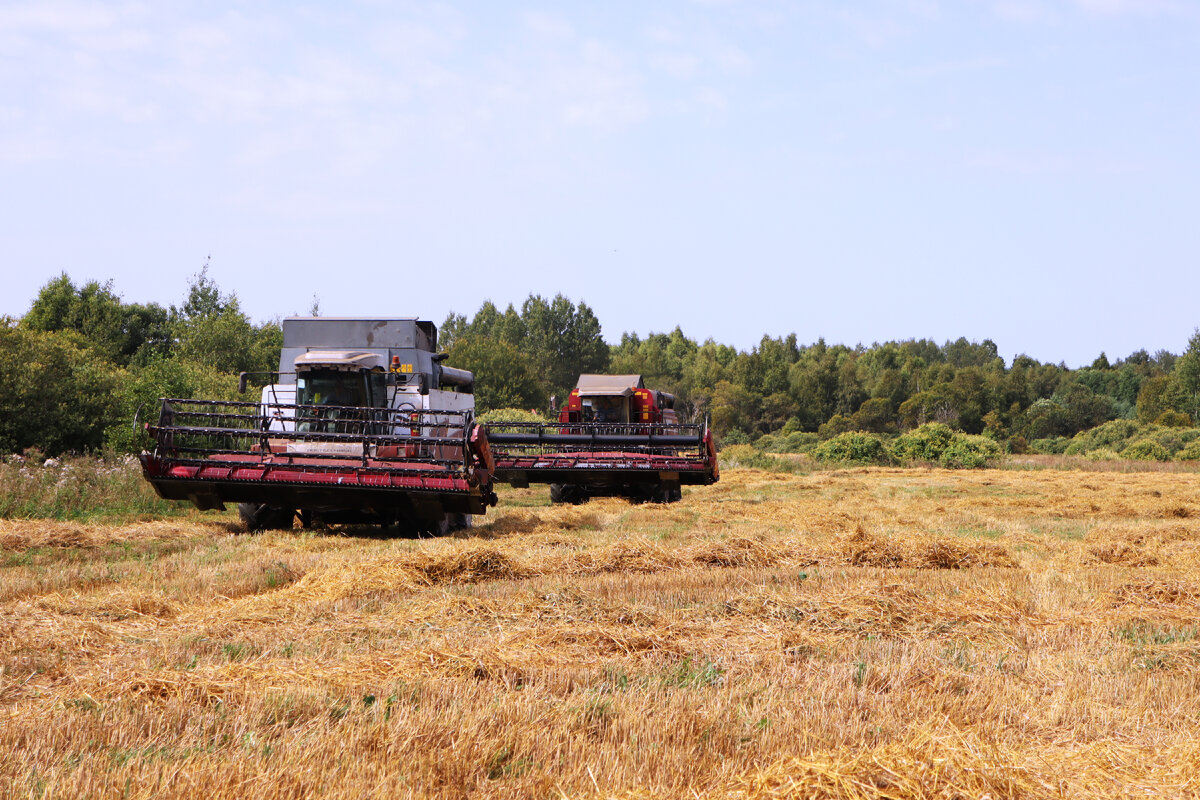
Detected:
left=644, top=484, right=682, bottom=504
left=238, top=503, right=295, bottom=531
left=434, top=513, right=472, bottom=535
left=550, top=484, right=586, bottom=505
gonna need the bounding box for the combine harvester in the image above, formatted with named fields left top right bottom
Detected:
left=140, top=318, right=497, bottom=532
left=486, top=374, right=719, bottom=504
left=140, top=319, right=718, bottom=532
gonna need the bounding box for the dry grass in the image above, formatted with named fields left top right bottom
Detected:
left=3, top=466, right=1200, bottom=798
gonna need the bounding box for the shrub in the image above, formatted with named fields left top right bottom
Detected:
left=1030, top=437, right=1071, bottom=455
left=938, top=435, right=1001, bottom=469
left=757, top=431, right=819, bottom=454
left=1154, top=410, right=1194, bottom=428
left=892, top=423, right=957, bottom=462
left=1086, top=448, right=1122, bottom=462
left=817, top=414, right=855, bottom=439
left=1176, top=440, right=1200, bottom=462
left=813, top=432, right=890, bottom=466
left=0, top=326, right=123, bottom=455
left=718, top=444, right=803, bottom=472
left=891, top=423, right=999, bottom=469
left=1064, top=419, right=1143, bottom=455
left=780, top=431, right=820, bottom=453
left=720, top=429, right=751, bottom=447
left=753, top=433, right=780, bottom=451
left=781, top=417, right=804, bottom=435
left=719, top=444, right=757, bottom=466
left=1151, top=427, right=1198, bottom=457
left=1120, top=439, right=1170, bottom=461
left=104, top=356, right=240, bottom=453
left=477, top=407, right=547, bottom=426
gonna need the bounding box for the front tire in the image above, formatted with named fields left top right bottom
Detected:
left=238, top=503, right=295, bottom=531
left=550, top=484, right=587, bottom=505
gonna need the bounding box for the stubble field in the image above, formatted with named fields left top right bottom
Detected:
left=3, top=463, right=1200, bottom=799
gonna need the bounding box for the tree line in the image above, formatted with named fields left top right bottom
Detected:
left=2, top=270, right=1197, bottom=456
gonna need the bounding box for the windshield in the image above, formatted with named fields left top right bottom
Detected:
left=297, top=370, right=369, bottom=408
left=581, top=395, right=628, bottom=423
left=294, top=369, right=389, bottom=434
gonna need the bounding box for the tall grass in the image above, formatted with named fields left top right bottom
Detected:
left=0, top=452, right=188, bottom=521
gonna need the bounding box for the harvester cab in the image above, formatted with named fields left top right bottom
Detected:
left=564, top=375, right=679, bottom=428
left=486, top=374, right=718, bottom=504
left=139, top=318, right=496, bottom=533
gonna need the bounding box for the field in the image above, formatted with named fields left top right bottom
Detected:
left=4, top=463, right=1200, bottom=799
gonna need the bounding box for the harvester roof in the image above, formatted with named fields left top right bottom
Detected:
left=293, top=350, right=386, bottom=372
left=574, top=374, right=645, bottom=396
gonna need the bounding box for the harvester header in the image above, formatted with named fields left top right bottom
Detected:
left=487, top=373, right=718, bottom=504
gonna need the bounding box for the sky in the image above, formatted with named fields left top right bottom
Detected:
left=2, top=0, right=1198, bottom=368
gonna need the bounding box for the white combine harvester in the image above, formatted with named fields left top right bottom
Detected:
left=140, top=318, right=496, bottom=533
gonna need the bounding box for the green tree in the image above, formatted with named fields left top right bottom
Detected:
left=710, top=380, right=756, bottom=437
left=1137, top=375, right=1187, bottom=424
left=520, top=294, right=609, bottom=399
left=1175, top=328, right=1200, bottom=421
left=849, top=397, right=895, bottom=433
left=104, top=356, right=241, bottom=452
left=171, top=270, right=280, bottom=377
left=445, top=295, right=609, bottom=406
left=446, top=338, right=546, bottom=413
left=21, top=273, right=171, bottom=365
left=0, top=324, right=122, bottom=454
left=1054, top=381, right=1116, bottom=432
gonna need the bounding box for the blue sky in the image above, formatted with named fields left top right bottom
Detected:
left=2, top=0, right=1197, bottom=367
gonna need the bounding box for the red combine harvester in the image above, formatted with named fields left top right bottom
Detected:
left=486, top=374, right=719, bottom=504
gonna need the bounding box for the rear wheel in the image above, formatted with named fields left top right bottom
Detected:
left=238, top=503, right=295, bottom=531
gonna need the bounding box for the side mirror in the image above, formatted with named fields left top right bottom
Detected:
left=238, top=373, right=249, bottom=394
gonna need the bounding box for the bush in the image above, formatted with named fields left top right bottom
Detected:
left=1154, top=410, right=1194, bottom=428
left=0, top=326, right=123, bottom=455
left=891, top=423, right=999, bottom=469
left=104, top=356, right=240, bottom=453
left=937, top=435, right=1000, bottom=469
left=892, top=423, right=957, bottom=462
left=720, top=429, right=751, bottom=447
left=1086, top=448, right=1121, bottom=462
left=1152, top=427, right=1199, bottom=456
left=813, top=432, right=891, bottom=466
left=817, top=414, right=855, bottom=439
left=718, top=444, right=801, bottom=472
left=1030, top=437, right=1071, bottom=455
left=476, top=407, right=548, bottom=426
left=1064, top=419, right=1142, bottom=455
left=719, top=444, right=757, bottom=466
left=1175, top=440, right=1200, bottom=462
left=782, top=431, right=820, bottom=453
left=1120, top=439, right=1171, bottom=461
left=753, top=433, right=780, bottom=451
left=781, top=417, right=804, bottom=435
left=757, top=430, right=819, bottom=454
left=1062, top=420, right=1200, bottom=461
